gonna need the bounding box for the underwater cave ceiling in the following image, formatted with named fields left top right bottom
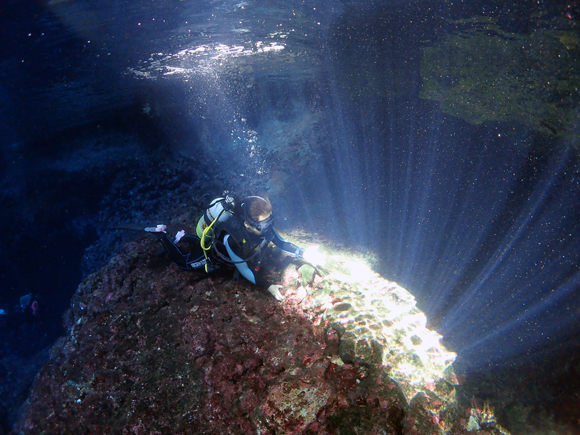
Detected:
left=4, top=0, right=580, bottom=148
left=420, top=16, right=580, bottom=146
left=2, top=0, right=331, bottom=142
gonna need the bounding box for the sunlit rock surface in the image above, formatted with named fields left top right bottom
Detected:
left=284, top=237, right=458, bottom=404
left=14, top=226, right=509, bottom=434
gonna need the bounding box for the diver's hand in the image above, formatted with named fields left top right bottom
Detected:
left=302, top=246, right=326, bottom=267
left=268, top=285, right=285, bottom=301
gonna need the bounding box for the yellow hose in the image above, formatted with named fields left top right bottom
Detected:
left=200, top=210, right=224, bottom=272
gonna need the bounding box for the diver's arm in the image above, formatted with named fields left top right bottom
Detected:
left=271, top=229, right=305, bottom=258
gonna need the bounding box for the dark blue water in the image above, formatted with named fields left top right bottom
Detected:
left=1, top=0, right=579, bottom=431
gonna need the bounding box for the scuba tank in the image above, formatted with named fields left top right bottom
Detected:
left=196, top=192, right=273, bottom=273
left=195, top=192, right=235, bottom=239
left=196, top=192, right=236, bottom=273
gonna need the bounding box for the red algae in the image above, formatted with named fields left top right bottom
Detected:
left=14, top=235, right=508, bottom=434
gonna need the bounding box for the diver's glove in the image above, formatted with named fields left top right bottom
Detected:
left=295, top=247, right=305, bottom=259
left=268, top=285, right=285, bottom=301
left=302, top=246, right=326, bottom=268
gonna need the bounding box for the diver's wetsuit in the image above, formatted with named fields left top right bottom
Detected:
left=221, top=226, right=302, bottom=288
left=161, top=218, right=302, bottom=288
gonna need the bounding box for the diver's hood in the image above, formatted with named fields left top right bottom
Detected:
left=239, top=196, right=274, bottom=234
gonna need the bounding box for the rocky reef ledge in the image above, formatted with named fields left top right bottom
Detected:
left=13, top=231, right=507, bottom=434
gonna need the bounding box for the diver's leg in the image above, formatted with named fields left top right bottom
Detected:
left=159, top=235, right=192, bottom=269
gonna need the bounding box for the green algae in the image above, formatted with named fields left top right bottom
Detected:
left=420, top=17, right=580, bottom=145
left=299, top=263, right=316, bottom=285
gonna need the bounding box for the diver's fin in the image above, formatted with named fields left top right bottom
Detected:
left=111, top=224, right=166, bottom=233
left=111, top=224, right=142, bottom=232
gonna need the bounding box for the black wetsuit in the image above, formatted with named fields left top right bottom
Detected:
left=160, top=216, right=303, bottom=288
left=160, top=234, right=206, bottom=270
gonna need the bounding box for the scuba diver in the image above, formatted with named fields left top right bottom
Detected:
left=0, top=293, right=42, bottom=323
left=146, top=193, right=305, bottom=300
left=0, top=292, right=47, bottom=356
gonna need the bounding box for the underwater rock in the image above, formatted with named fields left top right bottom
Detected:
left=321, top=266, right=457, bottom=403
left=261, top=379, right=332, bottom=433
left=14, top=230, right=508, bottom=434
left=298, top=263, right=316, bottom=286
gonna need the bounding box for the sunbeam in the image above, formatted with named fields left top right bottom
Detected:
left=2, top=0, right=580, bottom=432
